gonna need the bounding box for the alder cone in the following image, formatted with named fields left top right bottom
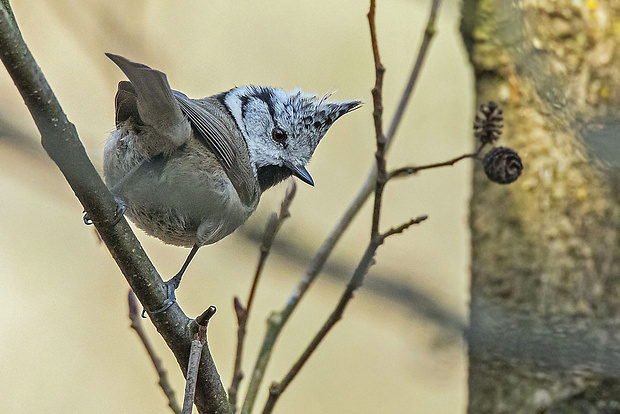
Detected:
left=474, top=101, right=504, bottom=144
left=483, top=147, right=523, bottom=184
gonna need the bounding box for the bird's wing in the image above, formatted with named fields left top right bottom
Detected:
left=107, top=53, right=190, bottom=147
left=172, top=93, right=236, bottom=170
left=173, top=93, right=259, bottom=207
left=107, top=53, right=258, bottom=206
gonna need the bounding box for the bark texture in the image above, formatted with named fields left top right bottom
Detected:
left=462, top=0, right=620, bottom=412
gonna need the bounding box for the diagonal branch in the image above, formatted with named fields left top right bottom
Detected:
left=384, top=0, right=442, bottom=146
left=0, top=4, right=229, bottom=414
left=128, top=291, right=182, bottom=414
left=262, top=241, right=380, bottom=414
left=229, top=182, right=296, bottom=413
left=380, top=215, right=429, bottom=240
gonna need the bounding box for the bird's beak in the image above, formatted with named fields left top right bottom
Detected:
left=284, top=161, right=314, bottom=186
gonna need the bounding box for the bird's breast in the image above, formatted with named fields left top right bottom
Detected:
left=104, top=133, right=259, bottom=247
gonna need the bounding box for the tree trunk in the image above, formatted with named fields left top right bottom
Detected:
left=461, top=0, right=620, bottom=412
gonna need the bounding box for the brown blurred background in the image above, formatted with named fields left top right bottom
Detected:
left=0, top=0, right=473, bottom=412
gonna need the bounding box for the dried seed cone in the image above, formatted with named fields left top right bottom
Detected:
left=483, top=147, right=523, bottom=184
left=474, top=101, right=504, bottom=144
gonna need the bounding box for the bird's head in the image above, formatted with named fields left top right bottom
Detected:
left=224, top=86, right=361, bottom=191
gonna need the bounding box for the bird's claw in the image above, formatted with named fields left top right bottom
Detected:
left=141, top=275, right=181, bottom=318
left=110, top=197, right=127, bottom=226
left=82, top=197, right=126, bottom=226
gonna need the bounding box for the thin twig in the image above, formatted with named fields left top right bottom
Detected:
left=229, top=297, right=247, bottom=413
left=240, top=182, right=369, bottom=414
left=388, top=142, right=486, bottom=180
left=385, top=0, right=443, bottom=146
left=183, top=330, right=206, bottom=414
left=241, top=1, right=444, bottom=412
left=183, top=337, right=203, bottom=413
left=229, top=182, right=296, bottom=413
left=240, top=224, right=466, bottom=334
left=128, top=291, right=182, bottom=414
left=183, top=307, right=216, bottom=414
left=368, top=0, right=387, bottom=239
left=262, top=242, right=380, bottom=414
left=380, top=215, right=429, bottom=239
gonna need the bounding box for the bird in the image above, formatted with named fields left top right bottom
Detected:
left=102, top=53, right=361, bottom=313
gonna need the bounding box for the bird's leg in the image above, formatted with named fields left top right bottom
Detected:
left=167, top=243, right=200, bottom=291
left=146, top=244, right=200, bottom=316
left=83, top=161, right=146, bottom=226
left=109, top=160, right=145, bottom=196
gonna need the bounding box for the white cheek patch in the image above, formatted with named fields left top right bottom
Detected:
left=224, top=88, right=249, bottom=141
left=226, top=89, right=283, bottom=171
left=224, top=86, right=359, bottom=177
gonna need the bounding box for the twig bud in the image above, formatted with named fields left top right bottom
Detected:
left=196, top=306, right=217, bottom=326
left=128, top=290, right=140, bottom=320
left=483, top=147, right=523, bottom=184
left=233, top=296, right=247, bottom=324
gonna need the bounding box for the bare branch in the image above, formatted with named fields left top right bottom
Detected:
left=183, top=331, right=206, bottom=414
left=388, top=142, right=486, bottom=180
left=368, top=0, right=386, bottom=147
left=262, top=241, right=380, bottom=414
left=240, top=180, right=370, bottom=414
left=368, top=0, right=388, bottom=239
left=261, top=0, right=440, bottom=411
left=385, top=0, right=443, bottom=146
left=248, top=182, right=297, bottom=315
left=183, top=311, right=212, bottom=414
left=229, top=182, right=296, bottom=413
left=128, top=291, right=182, bottom=414
left=241, top=224, right=466, bottom=333
left=381, top=215, right=429, bottom=240
left=0, top=4, right=229, bottom=413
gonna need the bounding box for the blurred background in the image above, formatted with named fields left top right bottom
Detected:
left=0, top=0, right=473, bottom=412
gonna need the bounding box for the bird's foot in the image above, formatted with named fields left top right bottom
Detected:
left=141, top=272, right=184, bottom=318
left=141, top=244, right=198, bottom=317
left=83, top=197, right=126, bottom=226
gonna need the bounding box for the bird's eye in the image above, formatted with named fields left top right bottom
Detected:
left=271, top=127, right=287, bottom=143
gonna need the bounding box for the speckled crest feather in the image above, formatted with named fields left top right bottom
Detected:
left=223, top=86, right=361, bottom=190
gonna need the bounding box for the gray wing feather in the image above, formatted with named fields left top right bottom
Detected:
left=106, top=53, right=189, bottom=147
left=173, top=94, right=235, bottom=170
left=106, top=53, right=258, bottom=207
left=172, top=93, right=258, bottom=207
